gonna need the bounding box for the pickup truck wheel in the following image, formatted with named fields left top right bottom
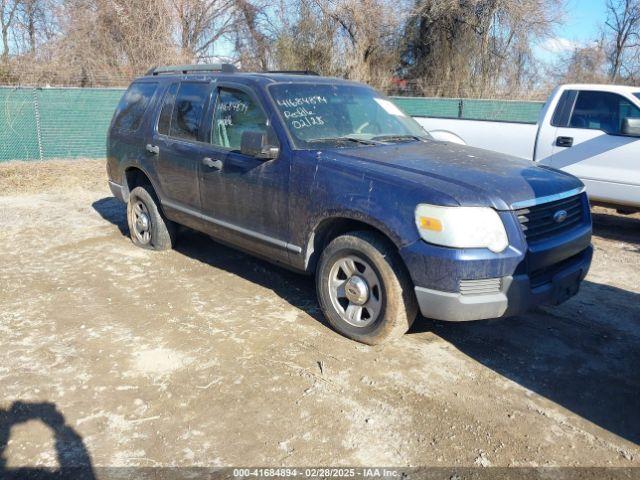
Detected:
left=316, top=231, right=417, bottom=345
left=127, top=185, right=176, bottom=250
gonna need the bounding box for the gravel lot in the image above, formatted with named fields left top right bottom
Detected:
left=0, top=159, right=639, bottom=470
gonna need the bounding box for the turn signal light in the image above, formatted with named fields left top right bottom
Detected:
left=419, top=217, right=443, bottom=232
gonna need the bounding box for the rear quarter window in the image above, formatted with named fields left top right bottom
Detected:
left=112, top=82, right=158, bottom=132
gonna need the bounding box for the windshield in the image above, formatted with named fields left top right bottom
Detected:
left=269, top=83, right=430, bottom=148
left=635, top=92, right=640, bottom=101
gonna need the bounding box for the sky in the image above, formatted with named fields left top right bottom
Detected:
left=535, top=0, right=609, bottom=63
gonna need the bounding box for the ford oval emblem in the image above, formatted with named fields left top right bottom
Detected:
left=553, top=209, right=568, bottom=223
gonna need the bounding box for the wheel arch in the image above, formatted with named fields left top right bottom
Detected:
left=121, top=165, right=158, bottom=203
left=304, top=214, right=403, bottom=274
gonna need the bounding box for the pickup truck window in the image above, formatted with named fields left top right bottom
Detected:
left=211, top=87, right=273, bottom=150
left=569, top=90, right=640, bottom=134
left=113, top=82, right=157, bottom=132
left=269, top=83, right=428, bottom=148
left=169, top=82, right=210, bottom=142
left=551, top=90, right=577, bottom=127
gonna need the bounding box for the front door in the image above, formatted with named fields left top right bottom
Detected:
left=549, top=89, right=640, bottom=207
left=198, top=83, right=292, bottom=263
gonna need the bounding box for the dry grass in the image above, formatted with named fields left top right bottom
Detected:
left=0, top=159, right=107, bottom=195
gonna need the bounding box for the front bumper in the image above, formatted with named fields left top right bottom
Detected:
left=414, top=245, right=593, bottom=322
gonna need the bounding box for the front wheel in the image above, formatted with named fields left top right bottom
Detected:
left=316, top=231, right=417, bottom=345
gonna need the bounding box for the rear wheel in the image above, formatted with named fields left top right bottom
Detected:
left=127, top=185, right=176, bottom=250
left=316, top=231, right=417, bottom=345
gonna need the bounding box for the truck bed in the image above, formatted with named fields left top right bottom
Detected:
left=414, top=117, right=538, bottom=160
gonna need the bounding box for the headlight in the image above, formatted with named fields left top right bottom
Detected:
left=415, top=204, right=508, bottom=253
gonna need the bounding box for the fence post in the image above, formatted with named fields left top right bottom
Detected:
left=32, top=88, right=44, bottom=161
left=458, top=99, right=464, bottom=119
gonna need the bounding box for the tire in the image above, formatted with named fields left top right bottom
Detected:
left=316, top=231, right=418, bottom=345
left=126, top=185, right=176, bottom=251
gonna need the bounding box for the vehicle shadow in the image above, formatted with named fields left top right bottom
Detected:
left=92, top=196, right=129, bottom=236
left=0, top=401, right=95, bottom=479
left=91, top=197, right=326, bottom=326
left=410, top=280, right=640, bottom=446
left=591, top=208, right=640, bottom=247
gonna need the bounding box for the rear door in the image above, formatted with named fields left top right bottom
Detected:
left=151, top=80, right=212, bottom=226
left=197, top=83, right=292, bottom=263
left=549, top=89, right=640, bottom=207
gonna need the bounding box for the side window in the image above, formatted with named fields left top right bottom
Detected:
left=551, top=90, right=577, bottom=127
left=569, top=91, right=640, bottom=134
left=211, top=88, right=273, bottom=150
left=157, top=83, right=178, bottom=135
left=113, top=82, right=157, bottom=132
left=169, top=82, right=210, bottom=141
left=618, top=96, right=640, bottom=127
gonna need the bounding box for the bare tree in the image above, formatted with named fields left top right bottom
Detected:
left=273, top=0, right=338, bottom=75
left=11, top=0, right=57, bottom=55
left=172, top=0, right=236, bottom=60
left=0, top=0, right=19, bottom=62
left=554, top=41, right=608, bottom=85
left=605, top=0, right=640, bottom=81
left=271, top=0, right=403, bottom=88
left=233, top=0, right=270, bottom=70
left=54, top=0, right=182, bottom=85
left=400, top=0, right=565, bottom=98
left=319, top=0, right=402, bottom=88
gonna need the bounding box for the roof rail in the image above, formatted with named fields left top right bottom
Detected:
left=265, top=70, right=320, bottom=76
left=146, top=64, right=237, bottom=76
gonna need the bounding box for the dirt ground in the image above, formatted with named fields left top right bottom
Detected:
left=0, top=159, right=639, bottom=470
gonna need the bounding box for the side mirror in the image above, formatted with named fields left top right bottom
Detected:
left=621, top=117, right=640, bottom=137
left=240, top=130, right=279, bottom=159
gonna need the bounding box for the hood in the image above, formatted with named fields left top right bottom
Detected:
left=325, top=140, right=584, bottom=210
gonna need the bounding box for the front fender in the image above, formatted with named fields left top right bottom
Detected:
left=307, top=209, right=407, bottom=249
left=288, top=151, right=454, bottom=271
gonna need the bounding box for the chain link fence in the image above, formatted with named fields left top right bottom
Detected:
left=392, top=97, right=544, bottom=123
left=0, top=87, right=124, bottom=161
left=0, top=86, right=545, bottom=162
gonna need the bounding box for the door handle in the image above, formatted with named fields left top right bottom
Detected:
left=556, top=136, right=574, bottom=148
left=202, top=157, right=223, bottom=170
left=146, top=144, right=160, bottom=154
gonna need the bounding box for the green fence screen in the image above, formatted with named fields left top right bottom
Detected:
left=0, top=87, right=124, bottom=161
left=0, top=87, right=545, bottom=162
left=392, top=97, right=545, bottom=123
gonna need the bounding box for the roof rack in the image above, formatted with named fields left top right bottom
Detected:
left=265, top=70, right=320, bottom=76
left=146, top=64, right=237, bottom=76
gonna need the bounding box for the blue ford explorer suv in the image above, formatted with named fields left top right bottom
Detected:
left=107, top=64, right=593, bottom=345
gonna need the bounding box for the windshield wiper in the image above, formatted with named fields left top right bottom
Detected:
left=371, top=134, right=427, bottom=143
left=306, top=135, right=380, bottom=146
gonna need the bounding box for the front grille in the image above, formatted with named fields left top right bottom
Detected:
left=515, top=194, right=584, bottom=243
left=459, top=278, right=502, bottom=295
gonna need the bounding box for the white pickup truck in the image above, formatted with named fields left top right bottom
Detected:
left=415, top=84, right=640, bottom=211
